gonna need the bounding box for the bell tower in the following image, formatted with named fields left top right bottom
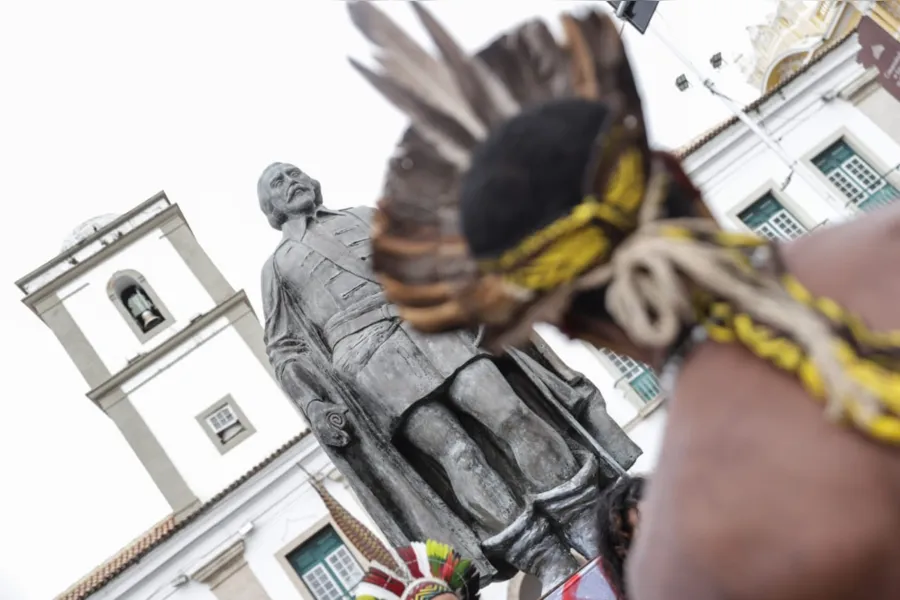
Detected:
left=16, top=192, right=307, bottom=519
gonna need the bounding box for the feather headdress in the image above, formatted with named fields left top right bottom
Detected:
left=356, top=540, right=480, bottom=600
left=349, top=1, right=900, bottom=445
left=347, top=1, right=711, bottom=354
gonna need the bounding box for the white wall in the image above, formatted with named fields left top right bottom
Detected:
left=124, top=314, right=307, bottom=502
left=57, top=225, right=217, bottom=375
left=626, top=409, right=667, bottom=474
left=857, top=86, right=900, bottom=146
left=242, top=476, right=360, bottom=600
left=92, top=441, right=327, bottom=600
left=92, top=439, right=511, bottom=600
left=623, top=35, right=900, bottom=473
left=684, top=39, right=900, bottom=233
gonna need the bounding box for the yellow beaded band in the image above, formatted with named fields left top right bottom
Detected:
left=685, top=235, right=900, bottom=445
left=477, top=148, right=646, bottom=291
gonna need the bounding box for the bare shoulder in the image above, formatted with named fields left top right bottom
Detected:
left=629, top=205, right=900, bottom=600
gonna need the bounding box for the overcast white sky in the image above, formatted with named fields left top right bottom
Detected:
left=0, top=1, right=778, bottom=598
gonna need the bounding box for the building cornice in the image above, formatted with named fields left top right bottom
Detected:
left=623, top=396, right=667, bottom=433
left=682, top=34, right=862, bottom=174
left=190, top=539, right=248, bottom=588
left=839, top=66, right=880, bottom=102
left=18, top=200, right=189, bottom=310
left=17, top=191, right=168, bottom=290
left=87, top=291, right=253, bottom=404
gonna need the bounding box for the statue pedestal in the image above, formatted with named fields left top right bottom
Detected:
left=542, top=558, right=620, bottom=600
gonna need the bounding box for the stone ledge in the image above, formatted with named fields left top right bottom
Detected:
left=192, top=539, right=247, bottom=589
left=623, top=395, right=667, bottom=433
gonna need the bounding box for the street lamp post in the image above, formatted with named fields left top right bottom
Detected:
left=607, top=1, right=659, bottom=34
left=647, top=24, right=844, bottom=209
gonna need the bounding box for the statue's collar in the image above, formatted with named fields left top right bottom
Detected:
left=281, top=207, right=345, bottom=240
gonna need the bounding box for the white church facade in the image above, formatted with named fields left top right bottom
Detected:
left=15, top=196, right=308, bottom=518
left=16, top=197, right=406, bottom=600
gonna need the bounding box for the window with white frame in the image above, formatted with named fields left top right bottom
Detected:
left=737, top=193, right=806, bottom=241
left=301, top=565, right=344, bottom=600
left=196, top=395, right=255, bottom=453
left=600, top=348, right=660, bottom=403
left=812, top=138, right=900, bottom=212
left=326, top=546, right=364, bottom=591
left=287, top=526, right=364, bottom=600
left=206, top=405, right=243, bottom=443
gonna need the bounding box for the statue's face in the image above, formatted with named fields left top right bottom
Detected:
left=259, top=163, right=322, bottom=219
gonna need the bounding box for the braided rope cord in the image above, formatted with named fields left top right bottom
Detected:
left=499, top=157, right=900, bottom=444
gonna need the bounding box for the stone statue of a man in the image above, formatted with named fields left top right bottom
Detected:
left=258, top=162, right=641, bottom=591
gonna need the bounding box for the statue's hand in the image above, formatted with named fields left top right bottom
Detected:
left=306, top=401, right=352, bottom=448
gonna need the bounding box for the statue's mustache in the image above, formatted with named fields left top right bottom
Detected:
left=289, top=184, right=311, bottom=200
left=284, top=186, right=316, bottom=206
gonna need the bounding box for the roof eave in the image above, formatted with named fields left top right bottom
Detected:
left=677, top=28, right=860, bottom=168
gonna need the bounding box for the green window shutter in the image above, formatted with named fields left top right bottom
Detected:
left=630, top=370, right=661, bottom=403
left=812, top=139, right=855, bottom=175
left=813, top=138, right=899, bottom=212
left=737, top=193, right=806, bottom=240
left=737, top=193, right=781, bottom=228
left=601, top=349, right=660, bottom=403
left=860, top=185, right=900, bottom=211
left=287, top=526, right=344, bottom=574
left=287, top=526, right=363, bottom=600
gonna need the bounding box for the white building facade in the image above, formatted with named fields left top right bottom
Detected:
left=685, top=33, right=899, bottom=236
left=70, top=435, right=398, bottom=600
left=17, top=197, right=405, bottom=600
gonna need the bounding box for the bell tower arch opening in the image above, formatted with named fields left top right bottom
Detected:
left=107, top=269, right=173, bottom=343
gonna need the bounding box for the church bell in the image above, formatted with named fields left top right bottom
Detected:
left=126, top=288, right=163, bottom=330
left=139, top=309, right=163, bottom=329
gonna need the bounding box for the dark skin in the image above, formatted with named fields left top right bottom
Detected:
left=628, top=203, right=900, bottom=600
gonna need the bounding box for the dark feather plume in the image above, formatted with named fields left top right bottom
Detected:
left=348, top=1, right=651, bottom=343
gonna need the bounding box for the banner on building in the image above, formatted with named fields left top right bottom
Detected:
left=858, top=16, right=900, bottom=102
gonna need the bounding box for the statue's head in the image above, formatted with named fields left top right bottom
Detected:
left=257, top=162, right=323, bottom=230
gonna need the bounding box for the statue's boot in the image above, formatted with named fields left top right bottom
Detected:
left=482, top=508, right=578, bottom=594
left=535, top=456, right=602, bottom=560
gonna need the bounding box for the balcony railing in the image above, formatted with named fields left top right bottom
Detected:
left=859, top=186, right=900, bottom=212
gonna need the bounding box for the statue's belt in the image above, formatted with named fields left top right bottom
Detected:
left=323, top=298, right=401, bottom=350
